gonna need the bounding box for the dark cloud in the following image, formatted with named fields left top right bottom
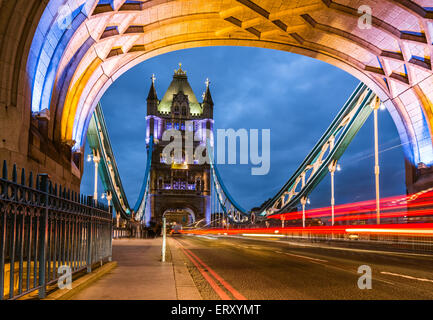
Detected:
left=81, top=47, right=405, bottom=211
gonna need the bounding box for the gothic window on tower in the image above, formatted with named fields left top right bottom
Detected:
left=173, top=180, right=180, bottom=190
left=188, top=181, right=195, bottom=190
left=174, top=105, right=179, bottom=116
left=180, top=180, right=186, bottom=190
left=158, top=177, right=163, bottom=189
left=182, top=106, right=187, bottom=116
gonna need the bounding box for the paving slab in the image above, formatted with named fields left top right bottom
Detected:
left=70, top=239, right=177, bottom=300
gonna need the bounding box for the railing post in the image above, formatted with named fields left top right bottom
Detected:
left=109, top=206, right=113, bottom=262
left=86, top=198, right=93, bottom=273
left=0, top=161, right=7, bottom=300
left=38, top=174, right=49, bottom=299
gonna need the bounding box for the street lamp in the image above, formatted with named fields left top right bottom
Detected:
left=101, top=191, right=112, bottom=207
left=329, top=160, right=337, bottom=226
left=301, top=197, right=308, bottom=228
left=372, top=96, right=381, bottom=224
left=91, top=149, right=100, bottom=204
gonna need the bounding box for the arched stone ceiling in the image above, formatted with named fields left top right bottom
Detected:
left=4, top=0, right=433, bottom=167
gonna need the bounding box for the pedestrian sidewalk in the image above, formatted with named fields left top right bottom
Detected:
left=69, top=238, right=200, bottom=300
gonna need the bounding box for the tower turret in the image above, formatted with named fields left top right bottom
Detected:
left=146, top=64, right=212, bottom=226
left=202, top=78, right=213, bottom=119
left=147, top=74, right=158, bottom=116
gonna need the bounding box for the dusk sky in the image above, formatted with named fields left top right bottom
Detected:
left=80, top=46, right=406, bottom=211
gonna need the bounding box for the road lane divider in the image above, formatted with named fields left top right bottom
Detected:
left=184, top=247, right=247, bottom=300
left=283, top=252, right=328, bottom=263
left=274, top=249, right=328, bottom=263
left=174, top=239, right=247, bottom=300
left=381, top=271, right=433, bottom=284
left=178, top=244, right=231, bottom=300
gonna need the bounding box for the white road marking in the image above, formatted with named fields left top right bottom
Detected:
left=242, top=233, right=286, bottom=237
left=283, top=252, right=328, bottom=263
left=195, top=235, right=218, bottom=240
left=381, top=271, right=433, bottom=284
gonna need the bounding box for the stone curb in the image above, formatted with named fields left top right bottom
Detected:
left=167, top=237, right=202, bottom=300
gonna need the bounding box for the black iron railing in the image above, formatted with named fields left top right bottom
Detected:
left=0, top=160, right=113, bottom=300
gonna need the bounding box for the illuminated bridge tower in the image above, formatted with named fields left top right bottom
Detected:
left=145, top=64, right=213, bottom=226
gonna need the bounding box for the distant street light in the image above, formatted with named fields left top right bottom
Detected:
left=329, top=160, right=337, bottom=226
left=91, top=149, right=101, bottom=204
left=301, top=197, right=307, bottom=228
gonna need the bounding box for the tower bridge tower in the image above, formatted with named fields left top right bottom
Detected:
left=145, top=64, right=213, bottom=225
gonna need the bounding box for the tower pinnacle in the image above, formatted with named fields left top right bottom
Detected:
left=147, top=74, right=158, bottom=101
left=203, top=77, right=213, bottom=107
left=174, top=62, right=186, bottom=76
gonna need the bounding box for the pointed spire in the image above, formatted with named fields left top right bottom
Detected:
left=203, top=78, right=213, bottom=106
left=147, top=74, right=158, bottom=101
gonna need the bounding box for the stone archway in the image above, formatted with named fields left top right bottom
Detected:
left=1, top=0, right=433, bottom=192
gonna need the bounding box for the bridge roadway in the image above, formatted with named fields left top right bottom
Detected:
left=173, top=235, right=433, bottom=300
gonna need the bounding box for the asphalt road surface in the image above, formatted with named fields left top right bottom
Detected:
left=172, top=234, right=433, bottom=300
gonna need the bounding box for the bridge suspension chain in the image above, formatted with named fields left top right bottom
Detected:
left=87, top=103, right=131, bottom=218
left=88, top=104, right=154, bottom=222
left=263, top=83, right=376, bottom=218
left=207, top=142, right=251, bottom=224
left=88, top=83, right=376, bottom=226
left=133, top=135, right=154, bottom=223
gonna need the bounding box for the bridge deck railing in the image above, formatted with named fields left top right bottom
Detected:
left=0, top=161, right=113, bottom=300
left=281, top=232, right=433, bottom=254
